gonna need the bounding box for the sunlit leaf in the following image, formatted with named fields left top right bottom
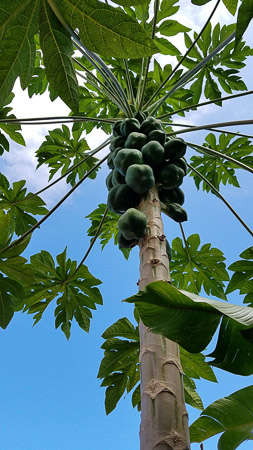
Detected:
left=226, top=247, right=253, bottom=306
left=53, top=0, right=158, bottom=58
left=235, top=0, right=253, bottom=47
left=190, top=386, right=253, bottom=449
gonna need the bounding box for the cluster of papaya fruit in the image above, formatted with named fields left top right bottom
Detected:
left=105, top=113, right=187, bottom=249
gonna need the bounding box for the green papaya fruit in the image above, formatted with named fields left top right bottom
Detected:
left=107, top=185, right=140, bottom=214
left=106, top=171, right=114, bottom=190
left=118, top=208, right=147, bottom=240
left=112, top=120, right=123, bottom=137
left=158, top=187, right=185, bottom=206
left=109, top=136, right=126, bottom=152
left=112, top=169, right=125, bottom=186
left=107, top=153, right=115, bottom=169
left=120, top=118, right=140, bottom=137
left=147, top=129, right=166, bottom=145
left=125, top=132, right=148, bottom=149
left=134, top=111, right=147, bottom=123
left=167, top=203, right=188, bottom=223
left=156, top=163, right=184, bottom=190
left=164, top=139, right=187, bottom=160
left=141, top=140, right=164, bottom=168
left=118, top=230, right=138, bottom=249
left=114, top=149, right=144, bottom=176
left=140, top=116, right=162, bottom=135
left=173, top=157, right=187, bottom=175
left=125, top=164, right=155, bottom=194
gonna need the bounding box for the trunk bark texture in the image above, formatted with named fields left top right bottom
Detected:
left=138, top=187, right=190, bottom=450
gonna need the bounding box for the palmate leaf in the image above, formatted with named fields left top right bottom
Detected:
left=180, top=23, right=251, bottom=104
left=190, top=386, right=253, bottom=449
left=169, top=234, right=229, bottom=300
left=25, top=248, right=102, bottom=339
left=226, top=247, right=253, bottom=306
left=0, top=94, right=25, bottom=146
left=0, top=226, right=32, bottom=329
left=124, top=282, right=253, bottom=374
left=0, top=0, right=39, bottom=108
left=86, top=204, right=131, bottom=260
left=53, top=0, right=158, bottom=59
left=98, top=317, right=216, bottom=414
left=0, top=173, right=48, bottom=236
left=39, top=0, right=79, bottom=113
left=190, top=133, right=253, bottom=192
left=111, top=0, right=148, bottom=5
left=36, top=124, right=98, bottom=185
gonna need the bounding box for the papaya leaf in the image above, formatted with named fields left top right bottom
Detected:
left=180, top=23, right=252, bottom=102
left=25, top=248, right=102, bottom=339
left=235, top=0, right=253, bottom=47
left=0, top=174, right=48, bottom=236
left=99, top=317, right=211, bottom=413
left=53, top=0, right=158, bottom=58
left=36, top=124, right=99, bottom=185
left=169, top=234, right=229, bottom=300
left=190, top=385, right=253, bottom=449
left=124, top=281, right=253, bottom=374
left=0, top=275, right=23, bottom=329
left=0, top=104, right=25, bottom=146
left=183, top=375, right=204, bottom=410
left=39, top=0, right=79, bottom=113
left=111, top=0, right=148, bottom=5
left=226, top=246, right=253, bottom=306
left=190, top=133, right=253, bottom=192
left=86, top=204, right=131, bottom=260
left=222, top=0, right=238, bottom=15
left=158, top=20, right=190, bottom=37
left=0, top=0, right=39, bottom=108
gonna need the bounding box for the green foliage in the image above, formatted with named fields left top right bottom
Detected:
left=0, top=214, right=32, bottom=329
left=39, top=0, right=79, bottom=113
left=190, top=133, right=253, bottom=192
left=98, top=317, right=217, bottom=413
left=24, top=248, right=103, bottom=339
left=0, top=173, right=48, bottom=236
left=190, top=386, right=253, bottom=449
left=36, top=124, right=99, bottom=185
left=124, top=281, right=253, bottom=374
left=98, top=317, right=140, bottom=414
left=226, top=246, right=253, bottom=306
left=235, top=0, right=253, bottom=47
left=181, top=22, right=252, bottom=104
left=0, top=94, right=25, bottom=148
left=86, top=203, right=131, bottom=260
left=169, top=234, right=229, bottom=300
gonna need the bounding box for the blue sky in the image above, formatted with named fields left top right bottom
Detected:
left=0, top=2, right=253, bottom=449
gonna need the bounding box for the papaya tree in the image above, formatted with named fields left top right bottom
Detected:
left=0, top=0, right=253, bottom=448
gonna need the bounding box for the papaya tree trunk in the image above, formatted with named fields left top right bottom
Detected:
left=138, top=187, right=190, bottom=450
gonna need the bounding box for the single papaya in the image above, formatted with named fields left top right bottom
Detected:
left=109, top=136, right=126, bottom=152
left=166, top=203, right=188, bottom=223
left=118, top=208, right=147, bottom=240
left=164, top=139, right=187, bottom=160
left=112, top=169, right=125, bottom=186
left=140, top=116, right=162, bottom=135
left=134, top=111, right=147, bottom=123
left=118, top=230, right=138, bottom=249
left=114, top=149, right=144, bottom=176
left=112, top=120, right=123, bottom=137
left=106, top=171, right=114, bottom=190
left=107, top=185, right=140, bottom=214
left=156, top=163, right=185, bottom=189
left=120, top=118, right=140, bottom=137
left=173, top=157, right=187, bottom=175
left=107, top=153, right=115, bottom=169
left=141, top=140, right=165, bottom=168
left=158, top=187, right=185, bottom=206
left=125, top=132, right=147, bottom=150
left=125, top=164, right=155, bottom=194
left=147, top=129, right=166, bottom=146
